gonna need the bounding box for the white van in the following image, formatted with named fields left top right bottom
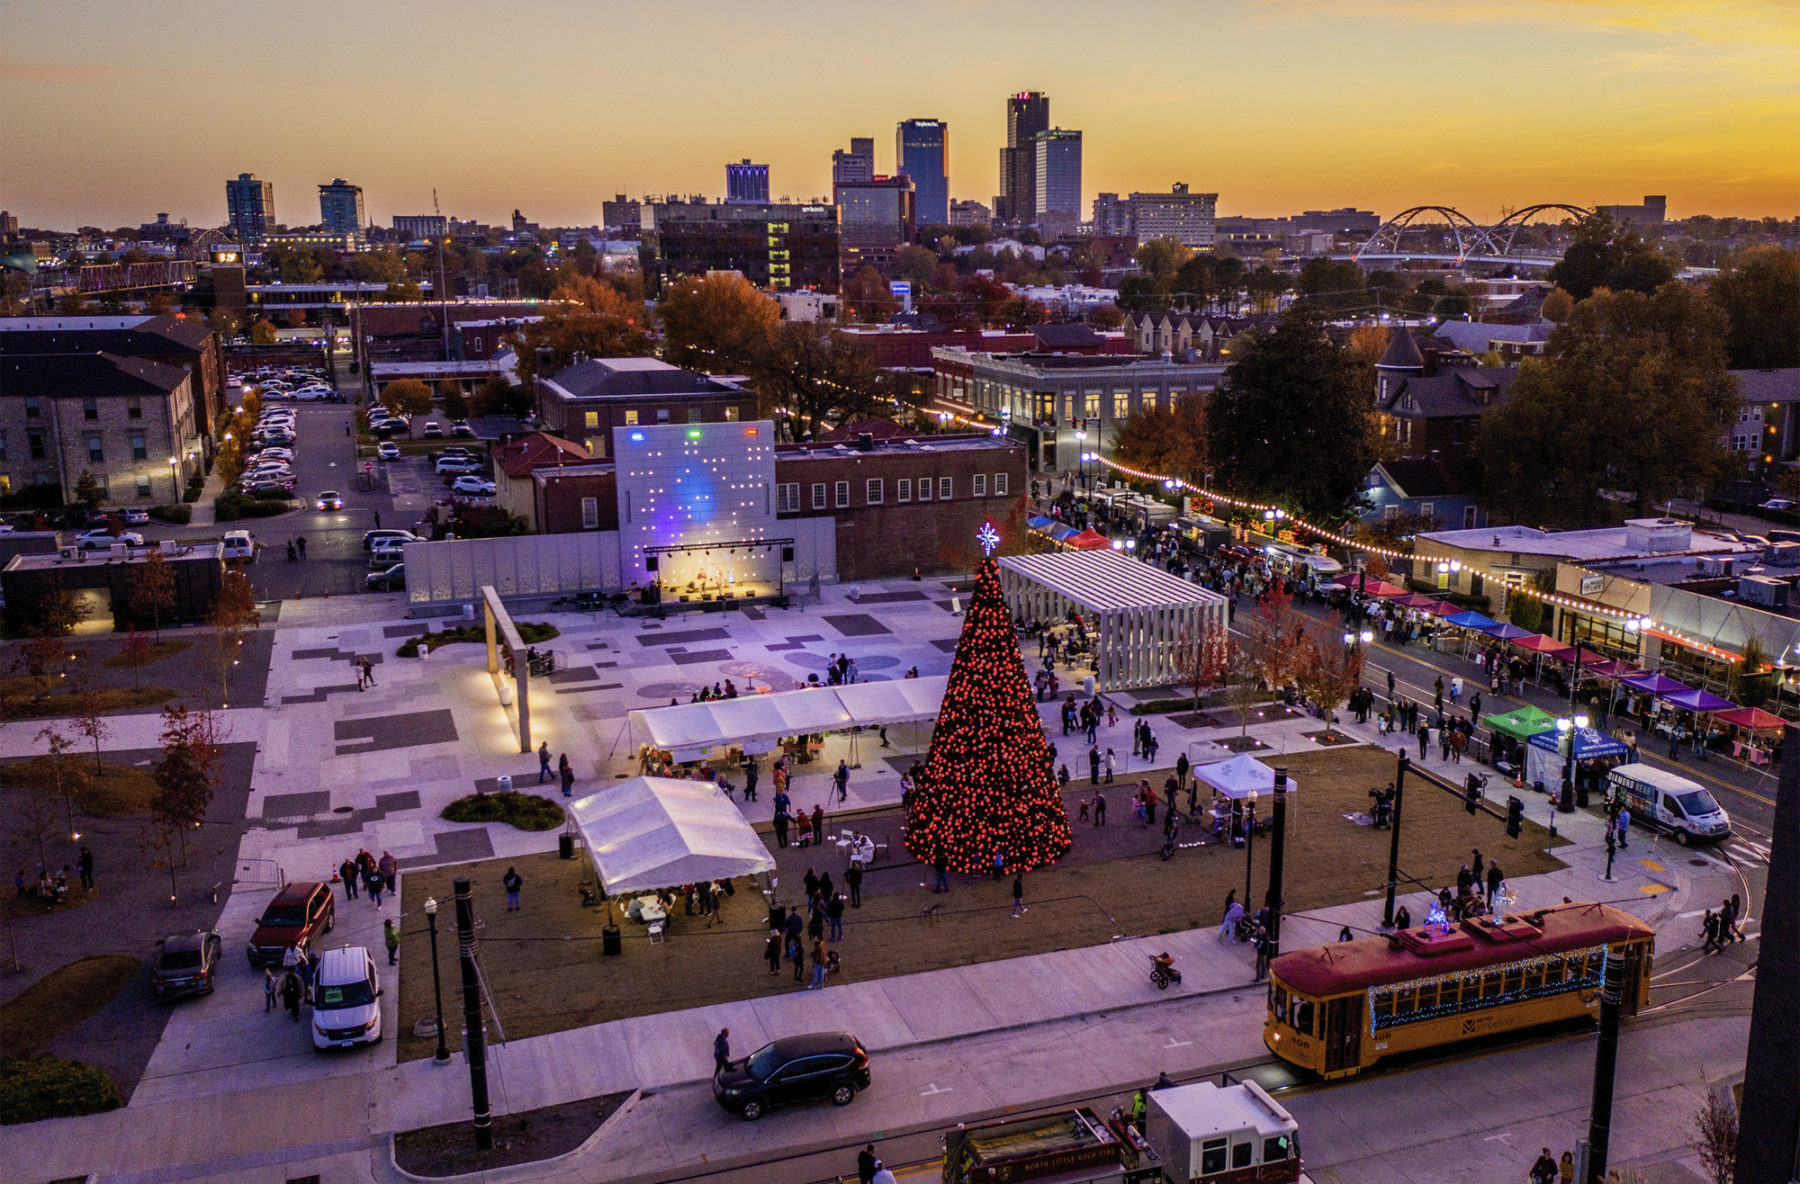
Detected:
left=1605, top=764, right=1731, bottom=845
left=221, top=531, right=255, bottom=563
left=1264, top=542, right=1344, bottom=580
left=310, top=945, right=382, bottom=1050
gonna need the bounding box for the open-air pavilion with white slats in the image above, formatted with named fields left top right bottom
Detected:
left=996, top=550, right=1229, bottom=691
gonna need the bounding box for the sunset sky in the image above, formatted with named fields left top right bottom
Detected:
left=3, top=0, right=1796, bottom=231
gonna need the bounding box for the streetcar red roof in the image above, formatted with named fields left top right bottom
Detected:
left=1270, top=903, right=1654, bottom=996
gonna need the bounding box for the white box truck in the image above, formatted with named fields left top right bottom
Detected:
left=1605, top=764, right=1731, bottom=845
left=1144, top=1080, right=1301, bottom=1184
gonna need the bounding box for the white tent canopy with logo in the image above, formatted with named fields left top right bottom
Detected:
left=626, top=676, right=948, bottom=762
left=570, top=776, right=776, bottom=897
left=1193, top=754, right=1301, bottom=831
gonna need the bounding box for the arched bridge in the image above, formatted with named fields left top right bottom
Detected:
left=1349, top=204, right=1594, bottom=267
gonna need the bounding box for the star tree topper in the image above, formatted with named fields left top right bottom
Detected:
left=977, top=521, right=1000, bottom=557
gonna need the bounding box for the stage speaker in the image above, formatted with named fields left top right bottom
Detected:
left=782, top=546, right=794, bottom=561
left=645, top=556, right=659, bottom=571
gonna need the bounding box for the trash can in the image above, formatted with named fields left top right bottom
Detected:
left=497, top=774, right=512, bottom=794
left=1083, top=675, right=1096, bottom=697
left=768, top=903, right=788, bottom=932
left=601, top=924, right=622, bottom=957
left=558, top=832, right=575, bottom=860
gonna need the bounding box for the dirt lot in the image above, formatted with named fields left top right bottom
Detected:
left=396, top=744, right=1566, bottom=1061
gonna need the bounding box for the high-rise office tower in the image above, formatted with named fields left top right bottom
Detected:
left=726, top=160, right=771, bottom=204
left=318, top=178, right=365, bottom=233
left=895, top=119, right=949, bottom=228
left=226, top=172, right=275, bottom=240
left=1033, top=129, right=1082, bottom=236
left=996, top=91, right=1049, bottom=226
left=832, top=138, right=875, bottom=185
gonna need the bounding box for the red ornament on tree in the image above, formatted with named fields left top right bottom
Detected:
left=904, top=554, right=1073, bottom=874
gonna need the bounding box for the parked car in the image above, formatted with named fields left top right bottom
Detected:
left=246, top=881, right=335, bottom=968
left=311, top=945, right=383, bottom=1050
left=366, top=563, right=406, bottom=591
left=85, top=509, right=113, bottom=527
left=119, top=507, right=150, bottom=525
left=76, top=529, right=144, bottom=550
left=435, top=457, right=482, bottom=476
left=152, top=930, right=223, bottom=1000
left=362, top=528, right=420, bottom=552
left=451, top=476, right=497, bottom=496
left=436, top=446, right=475, bottom=459
left=292, top=386, right=333, bottom=401
left=450, top=420, right=475, bottom=438
left=422, top=421, right=444, bottom=438
left=222, top=530, right=255, bottom=562
left=243, top=481, right=295, bottom=497
left=713, top=1032, right=870, bottom=1121
left=377, top=442, right=402, bottom=461
left=1761, top=498, right=1796, bottom=513
left=316, top=491, right=344, bottom=511
left=369, top=542, right=407, bottom=569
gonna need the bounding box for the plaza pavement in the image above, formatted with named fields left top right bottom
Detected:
left=0, top=576, right=1753, bottom=1184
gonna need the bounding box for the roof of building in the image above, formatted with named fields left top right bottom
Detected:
left=1375, top=327, right=1424, bottom=371
left=1492, top=286, right=1552, bottom=320
left=0, top=312, right=213, bottom=359
left=492, top=432, right=591, bottom=479
left=1731, top=368, right=1800, bottom=404
left=1419, top=521, right=1749, bottom=562
left=1431, top=320, right=1553, bottom=354
left=1031, top=323, right=1102, bottom=349
left=1374, top=455, right=1469, bottom=499
left=1383, top=366, right=1520, bottom=418
left=547, top=357, right=740, bottom=400
left=1, top=351, right=192, bottom=399
left=819, top=418, right=917, bottom=444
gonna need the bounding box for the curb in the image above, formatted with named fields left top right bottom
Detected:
left=377, top=1088, right=642, bottom=1184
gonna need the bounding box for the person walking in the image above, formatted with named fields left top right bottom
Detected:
left=361, top=656, right=376, bottom=687
left=503, top=866, right=522, bottom=911
left=295, top=535, right=307, bottom=560
left=559, top=754, right=574, bottom=797
left=1093, top=789, right=1107, bottom=826
left=538, top=742, right=553, bottom=783
left=1471, top=849, right=1485, bottom=885
left=340, top=857, right=359, bottom=900
left=1386, top=668, right=1396, bottom=701
left=383, top=918, right=399, bottom=966
left=809, top=937, right=828, bottom=989
left=379, top=850, right=397, bottom=894
left=281, top=968, right=303, bottom=1021
left=356, top=661, right=367, bottom=691
left=742, top=758, right=759, bottom=802
left=76, top=846, right=93, bottom=892
left=1529, top=1148, right=1558, bottom=1184
left=365, top=865, right=385, bottom=908
left=714, top=1028, right=731, bottom=1073
left=764, top=932, right=783, bottom=974
left=1701, top=909, right=1722, bottom=954
left=827, top=892, right=845, bottom=941
left=932, top=850, right=949, bottom=894
left=1616, top=805, right=1630, bottom=849
left=845, top=863, right=863, bottom=908
left=1104, top=748, right=1116, bottom=784
left=1469, top=692, right=1482, bottom=723
left=1559, top=1149, right=1575, bottom=1184
left=1729, top=892, right=1745, bottom=942
left=787, top=932, right=805, bottom=983
left=1485, top=862, right=1503, bottom=910
left=833, top=760, right=850, bottom=803
left=1417, top=721, right=1430, bottom=761
left=264, top=967, right=278, bottom=1013
left=858, top=1144, right=879, bottom=1184
left=773, top=804, right=790, bottom=849
left=1011, top=873, right=1027, bottom=917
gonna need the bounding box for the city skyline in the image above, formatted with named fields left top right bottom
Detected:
left=2, top=0, right=1796, bottom=229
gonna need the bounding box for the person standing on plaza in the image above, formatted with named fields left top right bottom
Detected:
left=765, top=932, right=783, bottom=975
left=1386, top=668, right=1396, bottom=701
left=365, top=864, right=385, bottom=908
left=809, top=936, right=828, bottom=989
left=742, top=757, right=759, bottom=802
left=1089, top=745, right=1101, bottom=785
left=559, top=754, right=574, bottom=797
left=1616, top=805, right=1630, bottom=848
left=787, top=931, right=805, bottom=982
left=76, top=846, right=93, bottom=892
left=384, top=918, right=399, bottom=966
left=811, top=804, right=825, bottom=845
left=379, top=850, right=397, bottom=895
left=1418, top=721, right=1430, bottom=761
left=845, top=862, right=863, bottom=908
left=1011, top=873, right=1027, bottom=918
left=1093, top=788, right=1107, bottom=826
left=714, top=1028, right=731, bottom=1073
left=1104, top=748, right=1115, bottom=784
left=933, top=850, right=949, bottom=893
left=538, top=742, right=553, bottom=783
left=281, top=968, right=303, bottom=1020
left=264, top=967, right=278, bottom=1013
left=340, top=856, right=358, bottom=900
left=503, top=866, right=522, bottom=911
left=1472, top=849, right=1485, bottom=886
left=827, top=891, right=845, bottom=940
left=773, top=803, right=790, bottom=849
left=1530, top=1148, right=1558, bottom=1184
left=1485, top=862, right=1503, bottom=910
left=834, top=760, right=850, bottom=803
left=858, top=1145, right=878, bottom=1184
left=1175, top=752, right=1190, bottom=794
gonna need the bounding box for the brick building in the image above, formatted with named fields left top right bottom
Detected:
left=0, top=313, right=226, bottom=442
left=536, top=358, right=758, bottom=459
left=0, top=352, right=203, bottom=503
left=492, top=431, right=590, bottom=530
left=349, top=300, right=550, bottom=400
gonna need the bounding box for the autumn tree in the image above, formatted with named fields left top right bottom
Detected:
left=841, top=265, right=898, bottom=322
left=1207, top=306, right=1374, bottom=522
left=1548, top=214, right=1678, bottom=300
left=1477, top=283, right=1739, bottom=526
left=34, top=721, right=92, bottom=842
left=116, top=630, right=154, bottom=688
left=658, top=272, right=780, bottom=373
left=509, top=272, right=652, bottom=388
left=379, top=378, right=436, bottom=420
left=437, top=381, right=470, bottom=420
left=1111, top=396, right=1207, bottom=485
left=250, top=318, right=278, bottom=346
left=1540, top=287, right=1575, bottom=324
left=1295, top=613, right=1365, bottom=740
left=751, top=323, right=882, bottom=440
left=473, top=377, right=533, bottom=419
left=1135, top=238, right=1193, bottom=282
left=74, top=469, right=103, bottom=512
left=67, top=680, right=110, bottom=776
left=1174, top=624, right=1232, bottom=711
left=147, top=704, right=223, bottom=894
left=127, top=550, right=177, bottom=638
left=1708, top=245, right=1800, bottom=369
left=204, top=569, right=261, bottom=705
left=1227, top=584, right=1305, bottom=739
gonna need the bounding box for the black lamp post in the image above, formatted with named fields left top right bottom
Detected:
left=1382, top=750, right=1409, bottom=928
left=424, top=896, right=450, bottom=1065
left=1243, top=788, right=1259, bottom=908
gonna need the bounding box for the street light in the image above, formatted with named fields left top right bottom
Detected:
left=1073, top=428, right=1087, bottom=485
left=423, top=896, right=450, bottom=1064
left=1243, top=787, right=1260, bottom=908
left=1556, top=713, right=1590, bottom=814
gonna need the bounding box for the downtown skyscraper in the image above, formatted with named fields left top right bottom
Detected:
left=896, top=119, right=948, bottom=228
left=996, top=91, right=1048, bottom=227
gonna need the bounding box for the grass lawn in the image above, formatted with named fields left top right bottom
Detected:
left=0, top=956, right=142, bottom=1060
left=0, top=677, right=175, bottom=719
left=100, top=640, right=192, bottom=669
left=394, top=745, right=1568, bottom=1062
left=0, top=757, right=160, bottom=817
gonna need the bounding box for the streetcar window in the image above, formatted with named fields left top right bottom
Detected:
left=1392, top=989, right=1414, bottom=1020
left=1201, top=1138, right=1228, bottom=1173
left=1439, top=978, right=1462, bottom=1006
left=1415, top=982, right=1438, bottom=1013
left=1274, top=985, right=1288, bottom=1024
left=1293, top=997, right=1314, bottom=1036
left=1482, top=972, right=1504, bottom=999
left=1503, top=968, right=1524, bottom=995
left=1545, top=956, right=1565, bottom=983
left=1372, top=990, right=1394, bottom=1023
left=1264, top=1135, right=1292, bottom=1162
left=1232, top=1141, right=1253, bottom=1169
left=1524, top=963, right=1544, bottom=990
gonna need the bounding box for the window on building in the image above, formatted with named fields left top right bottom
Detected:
left=973, top=474, right=987, bottom=497
left=778, top=483, right=800, bottom=513
left=581, top=497, right=599, bottom=529
left=28, top=431, right=45, bottom=460
left=130, top=433, right=147, bottom=461
left=90, top=473, right=107, bottom=496
left=811, top=483, right=827, bottom=510
left=83, top=397, right=98, bottom=421
left=25, top=396, right=40, bottom=419
left=917, top=478, right=931, bottom=502
left=127, top=397, right=143, bottom=420
left=1112, top=390, right=1130, bottom=421
left=136, top=475, right=151, bottom=497
left=87, top=435, right=104, bottom=463
left=1084, top=391, right=1100, bottom=420
left=1419, top=502, right=1434, bottom=519
left=866, top=479, right=883, bottom=505
left=584, top=411, right=600, bottom=428
left=687, top=408, right=701, bottom=424
left=938, top=477, right=952, bottom=500
left=724, top=405, right=739, bottom=422
left=897, top=478, right=912, bottom=502
left=994, top=472, right=1008, bottom=496
left=623, top=409, right=639, bottom=426
left=835, top=480, right=850, bottom=508
left=656, top=408, right=670, bottom=424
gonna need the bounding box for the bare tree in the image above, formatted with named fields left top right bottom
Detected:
left=147, top=705, right=223, bottom=896
left=204, top=570, right=261, bottom=706
left=1689, top=1091, right=1738, bottom=1184
left=34, top=722, right=92, bottom=844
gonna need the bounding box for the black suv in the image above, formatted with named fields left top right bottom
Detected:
left=712, top=1032, right=870, bottom=1121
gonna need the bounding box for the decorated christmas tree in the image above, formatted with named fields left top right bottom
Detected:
left=904, top=533, right=1073, bottom=875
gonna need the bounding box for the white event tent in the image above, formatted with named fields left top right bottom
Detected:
left=996, top=551, right=1229, bottom=690
left=627, top=676, right=949, bottom=763
left=569, top=776, right=776, bottom=896
left=1194, top=754, right=1299, bottom=800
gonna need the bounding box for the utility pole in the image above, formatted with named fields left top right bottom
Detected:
left=1265, top=768, right=1288, bottom=960
left=452, top=877, right=493, bottom=1150
left=1583, top=952, right=1625, bottom=1183
left=1383, top=750, right=1409, bottom=927
left=434, top=188, right=451, bottom=363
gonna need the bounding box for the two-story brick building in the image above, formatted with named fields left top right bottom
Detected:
left=536, top=357, right=758, bottom=459
left=0, top=313, right=226, bottom=443
left=0, top=352, right=203, bottom=503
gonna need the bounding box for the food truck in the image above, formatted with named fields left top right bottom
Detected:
left=942, top=1107, right=1156, bottom=1184
left=1143, top=1081, right=1302, bottom=1184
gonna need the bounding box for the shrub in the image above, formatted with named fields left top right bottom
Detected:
left=215, top=493, right=291, bottom=521
left=396, top=622, right=558, bottom=657
left=148, top=504, right=192, bottom=524
left=441, top=791, right=565, bottom=831
left=0, top=1055, right=123, bottom=1124
left=251, top=487, right=291, bottom=501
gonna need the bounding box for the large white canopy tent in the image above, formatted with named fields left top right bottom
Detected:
left=625, top=676, right=950, bottom=763
left=569, top=776, right=776, bottom=896
left=996, top=551, right=1229, bottom=691
left=1194, top=754, right=1298, bottom=800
